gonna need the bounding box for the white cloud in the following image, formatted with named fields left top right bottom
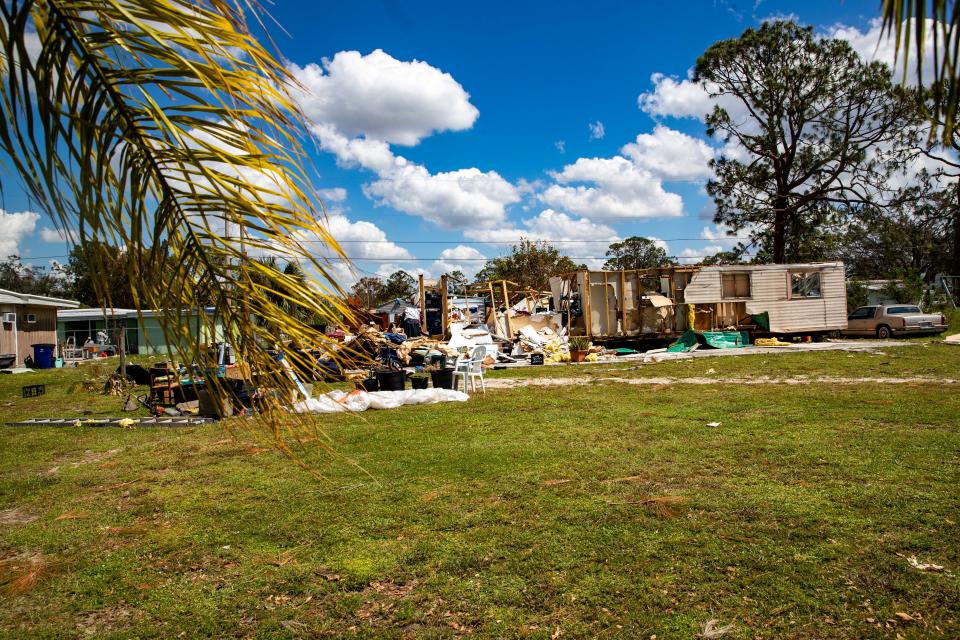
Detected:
left=648, top=237, right=670, bottom=253
left=640, top=21, right=939, bottom=128
left=638, top=72, right=751, bottom=124
left=0, top=209, right=40, bottom=258
left=827, top=18, right=936, bottom=85
left=429, top=245, right=487, bottom=280
left=638, top=72, right=714, bottom=120
left=288, top=49, right=478, bottom=146
left=676, top=223, right=751, bottom=263
left=588, top=120, right=605, bottom=140
left=324, top=214, right=412, bottom=261
left=621, top=125, right=715, bottom=181
left=466, top=209, right=620, bottom=269
left=363, top=164, right=519, bottom=230
left=700, top=223, right=745, bottom=249
left=310, top=125, right=518, bottom=230
left=555, top=140, right=566, bottom=154
left=678, top=245, right=724, bottom=263
left=293, top=52, right=519, bottom=231
left=39, top=227, right=76, bottom=244
left=317, top=187, right=347, bottom=203
left=309, top=123, right=397, bottom=174
left=541, top=156, right=684, bottom=220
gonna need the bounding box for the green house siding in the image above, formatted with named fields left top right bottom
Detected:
left=137, top=315, right=223, bottom=356
left=57, top=310, right=222, bottom=357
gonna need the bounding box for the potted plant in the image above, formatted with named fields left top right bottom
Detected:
left=410, top=371, right=430, bottom=389
left=568, top=335, right=591, bottom=363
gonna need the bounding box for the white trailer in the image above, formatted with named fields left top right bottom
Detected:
left=683, top=262, right=848, bottom=334
left=556, top=261, right=848, bottom=339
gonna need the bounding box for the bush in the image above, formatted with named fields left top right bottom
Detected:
left=846, top=280, right=869, bottom=312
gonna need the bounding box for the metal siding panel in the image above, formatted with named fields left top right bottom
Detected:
left=683, top=270, right=721, bottom=303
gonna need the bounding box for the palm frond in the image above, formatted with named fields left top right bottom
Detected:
left=881, top=0, right=960, bottom=140
left=0, top=0, right=356, bottom=452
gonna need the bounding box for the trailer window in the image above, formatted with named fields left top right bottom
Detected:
left=721, top=273, right=751, bottom=299
left=790, top=271, right=822, bottom=298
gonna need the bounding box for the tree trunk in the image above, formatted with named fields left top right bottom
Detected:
left=773, top=196, right=788, bottom=264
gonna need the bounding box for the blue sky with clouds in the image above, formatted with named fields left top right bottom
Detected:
left=1, top=0, right=900, bottom=283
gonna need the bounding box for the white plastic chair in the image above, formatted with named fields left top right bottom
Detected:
left=452, top=346, right=486, bottom=394
left=468, top=345, right=486, bottom=394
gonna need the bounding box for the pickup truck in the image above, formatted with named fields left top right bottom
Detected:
left=843, top=305, right=949, bottom=339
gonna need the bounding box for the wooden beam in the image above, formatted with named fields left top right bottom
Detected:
left=488, top=282, right=497, bottom=333
left=500, top=279, right=513, bottom=338
left=619, top=270, right=626, bottom=335
left=418, top=274, right=426, bottom=326
left=583, top=271, right=592, bottom=337
left=603, top=271, right=611, bottom=336
left=440, top=274, right=449, bottom=337
left=635, top=270, right=642, bottom=333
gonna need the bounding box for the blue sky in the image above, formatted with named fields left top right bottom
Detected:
left=1, top=0, right=895, bottom=283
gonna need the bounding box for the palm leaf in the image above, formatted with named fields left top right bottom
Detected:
left=0, top=0, right=357, bottom=457
left=881, top=0, right=960, bottom=140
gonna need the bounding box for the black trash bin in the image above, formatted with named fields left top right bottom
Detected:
left=376, top=369, right=406, bottom=391
left=430, top=368, right=454, bottom=389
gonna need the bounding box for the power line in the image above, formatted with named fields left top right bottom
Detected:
left=15, top=254, right=717, bottom=262
left=298, top=237, right=752, bottom=244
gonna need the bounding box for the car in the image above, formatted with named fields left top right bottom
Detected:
left=843, top=304, right=949, bottom=339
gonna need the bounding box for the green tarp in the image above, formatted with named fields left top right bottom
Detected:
left=667, top=329, right=749, bottom=352
left=702, top=331, right=749, bottom=349
left=667, top=330, right=699, bottom=352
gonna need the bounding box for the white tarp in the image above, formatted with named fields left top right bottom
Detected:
left=293, top=388, right=469, bottom=413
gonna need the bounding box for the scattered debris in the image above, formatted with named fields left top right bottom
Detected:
left=55, top=510, right=86, bottom=521
left=698, top=619, right=735, bottom=638
left=293, top=388, right=469, bottom=414
left=0, top=551, right=49, bottom=596
left=21, top=384, right=45, bottom=398
left=706, top=422, right=722, bottom=428
left=754, top=337, right=792, bottom=347
left=6, top=417, right=213, bottom=428
left=906, top=555, right=946, bottom=572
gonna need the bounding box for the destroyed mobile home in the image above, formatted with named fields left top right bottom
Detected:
left=330, top=262, right=853, bottom=385
left=553, top=261, right=849, bottom=341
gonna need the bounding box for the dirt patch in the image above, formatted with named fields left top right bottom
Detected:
left=0, top=508, right=38, bottom=526
left=73, top=448, right=123, bottom=467
left=76, top=607, right=139, bottom=637
left=355, top=579, right=418, bottom=625
left=43, top=448, right=124, bottom=476
left=484, top=375, right=958, bottom=389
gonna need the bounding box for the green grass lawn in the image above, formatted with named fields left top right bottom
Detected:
left=1, top=347, right=959, bottom=638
